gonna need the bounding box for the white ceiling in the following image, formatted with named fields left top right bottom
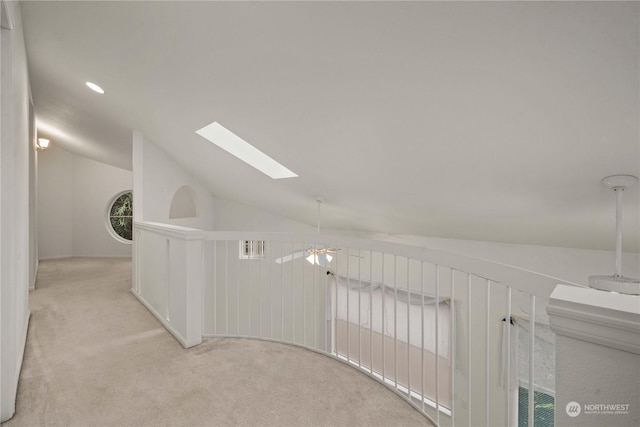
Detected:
left=21, top=1, right=640, bottom=252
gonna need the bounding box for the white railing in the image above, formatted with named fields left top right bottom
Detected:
left=133, top=222, right=585, bottom=427
left=132, top=222, right=204, bottom=348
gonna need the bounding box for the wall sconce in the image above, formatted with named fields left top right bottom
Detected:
left=37, top=138, right=50, bottom=150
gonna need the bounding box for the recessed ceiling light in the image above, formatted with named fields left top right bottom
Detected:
left=195, top=122, right=298, bottom=180
left=85, top=81, right=104, bottom=94
left=37, top=138, right=50, bottom=149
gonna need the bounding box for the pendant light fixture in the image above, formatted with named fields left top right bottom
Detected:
left=588, top=175, right=640, bottom=295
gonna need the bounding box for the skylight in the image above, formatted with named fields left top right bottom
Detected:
left=195, top=122, right=298, bottom=180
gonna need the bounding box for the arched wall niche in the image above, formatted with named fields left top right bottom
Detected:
left=169, top=185, right=198, bottom=219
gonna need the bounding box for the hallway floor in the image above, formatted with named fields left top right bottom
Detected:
left=3, top=258, right=431, bottom=426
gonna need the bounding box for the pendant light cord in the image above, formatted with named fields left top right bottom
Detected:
left=317, top=199, right=321, bottom=236
left=615, top=188, right=623, bottom=277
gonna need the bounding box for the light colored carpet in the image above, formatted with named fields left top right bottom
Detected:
left=3, top=257, right=432, bottom=427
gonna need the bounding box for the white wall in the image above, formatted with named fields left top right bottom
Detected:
left=213, top=197, right=315, bottom=232
left=37, top=146, right=132, bottom=259
left=1, top=2, right=34, bottom=421
left=556, top=336, right=639, bottom=426
left=37, top=145, right=73, bottom=258
left=28, top=100, right=37, bottom=290
left=133, top=131, right=215, bottom=230
left=71, top=154, right=132, bottom=257
left=133, top=130, right=313, bottom=233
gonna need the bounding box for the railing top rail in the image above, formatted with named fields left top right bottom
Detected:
left=135, top=221, right=586, bottom=298
left=135, top=221, right=204, bottom=240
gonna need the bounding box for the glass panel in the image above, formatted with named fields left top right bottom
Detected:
left=110, top=192, right=133, bottom=217
left=110, top=216, right=132, bottom=241
left=519, top=387, right=555, bottom=427
left=240, top=240, right=266, bottom=259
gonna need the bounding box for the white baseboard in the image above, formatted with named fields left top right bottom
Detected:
left=30, top=259, right=38, bottom=291
left=72, top=254, right=132, bottom=259
left=17, top=310, right=30, bottom=383
left=39, top=255, right=132, bottom=261
left=38, top=255, right=74, bottom=261
left=2, top=310, right=31, bottom=422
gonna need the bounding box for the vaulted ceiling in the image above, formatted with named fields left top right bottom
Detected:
left=21, top=1, right=640, bottom=251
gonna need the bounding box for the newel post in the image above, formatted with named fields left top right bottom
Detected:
left=547, top=285, right=639, bottom=426
left=167, top=230, right=204, bottom=348
left=133, top=222, right=204, bottom=349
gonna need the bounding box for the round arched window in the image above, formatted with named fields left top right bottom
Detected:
left=107, top=191, right=133, bottom=242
